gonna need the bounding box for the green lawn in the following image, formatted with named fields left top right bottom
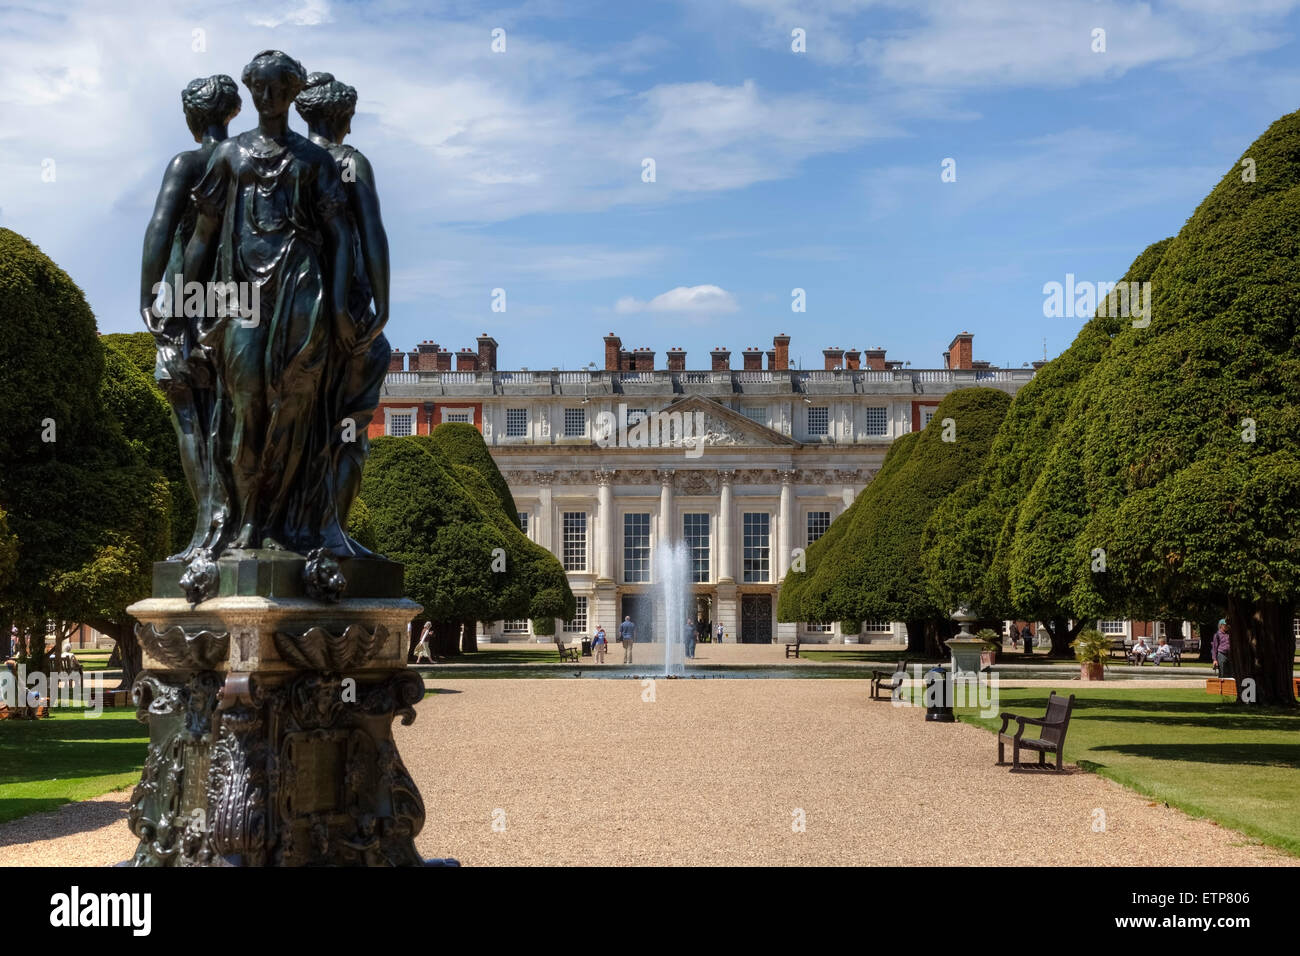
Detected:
left=0, top=706, right=147, bottom=825
left=957, top=687, right=1300, bottom=856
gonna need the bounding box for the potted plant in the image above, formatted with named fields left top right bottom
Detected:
left=839, top=620, right=862, bottom=645
left=1071, top=628, right=1109, bottom=680
left=976, top=628, right=999, bottom=667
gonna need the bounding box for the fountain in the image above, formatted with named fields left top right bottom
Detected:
left=653, top=540, right=692, bottom=677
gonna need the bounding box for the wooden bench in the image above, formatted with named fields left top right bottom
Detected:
left=1108, top=638, right=1129, bottom=660
left=554, top=640, right=580, bottom=663
left=997, top=691, right=1074, bottom=772
left=1147, top=638, right=1183, bottom=667
left=870, top=659, right=912, bottom=701
left=785, top=638, right=801, bottom=659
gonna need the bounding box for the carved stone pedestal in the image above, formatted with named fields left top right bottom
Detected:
left=125, top=552, right=435, bottom=866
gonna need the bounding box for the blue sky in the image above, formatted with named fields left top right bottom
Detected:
left=3, top=0, right=1299, bottom=370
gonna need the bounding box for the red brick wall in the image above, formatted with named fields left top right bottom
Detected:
left=911, top=401, right=941, bottom=432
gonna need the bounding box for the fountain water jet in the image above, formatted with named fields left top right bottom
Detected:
left=653, top=539, right=692, bottom=677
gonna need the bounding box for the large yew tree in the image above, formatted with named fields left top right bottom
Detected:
left=780, top=387, right=1010, bottom=656
left=0, top=229, right=171, bottom=689
left=1051, top=110, right=1300, bottom=705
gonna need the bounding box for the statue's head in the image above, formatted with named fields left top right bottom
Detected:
left=294, top=72, right=358, bottom=141
left=241, top=50, right=308, bottom=120
left=182, top=75, right=241, bottom=142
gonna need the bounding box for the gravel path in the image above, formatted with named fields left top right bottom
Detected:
left=1, top=678, right=1292, bottom=866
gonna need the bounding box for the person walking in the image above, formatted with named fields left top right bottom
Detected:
left=715, top=622, right=724, bottom=645
left=592, top=624, right=607, bottom=664
left=1211, top=619, right=1232, bottom=680
left=412, top=621, right=433, bottom=663
left=620, top=615, right=636, bottom=664
left=1021, top=622, right=1034, bottom=655
left=685, top=617, right=697, bottom=659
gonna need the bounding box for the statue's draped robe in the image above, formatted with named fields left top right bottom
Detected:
left=192, top=130, right=349, bottom=552
left=324, top=142, right=390, bottom=549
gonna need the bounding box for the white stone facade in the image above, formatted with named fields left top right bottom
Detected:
left=377, top=367, right=1034, bottom=643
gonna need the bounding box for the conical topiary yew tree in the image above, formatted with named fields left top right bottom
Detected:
left=1043, top=110, right=1300, bottom=704
left=781, top=387, right=1010, bottom=656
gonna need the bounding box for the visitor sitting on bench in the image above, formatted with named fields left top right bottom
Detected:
left=1147, top=636, right=1174, bottom=665
left=1129, top=635, right=1151, bottom=665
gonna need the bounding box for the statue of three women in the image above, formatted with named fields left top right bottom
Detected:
left=140, top=51, right=390, bottom=590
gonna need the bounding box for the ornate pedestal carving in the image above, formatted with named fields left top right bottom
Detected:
left=125, top=553, right=440, bottom=867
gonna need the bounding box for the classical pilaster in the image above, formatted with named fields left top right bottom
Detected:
left=596, top=468, right=616, bottom=583
left=777, top=469, right=796, bottom=580
left=717, top=469, right=735, bottom=584
left=537, top=471, right=555, bottom=554
left=657, top=469, right=675, bottom=544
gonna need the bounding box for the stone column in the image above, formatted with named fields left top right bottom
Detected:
left=777, top=469, right=796, bottom=580
left=537, top=472, right=555, bottom=555
left=658, top=469, right=675, bottom=544
left=717, top=470, right=735, bottom=583
left=596, top=468, right=615, bottom=583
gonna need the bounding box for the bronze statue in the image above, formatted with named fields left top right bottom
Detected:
left=294, top=72, right=392, bottom=556
left=139, top=75, right=241, bottom=560
left=183, top=50, right=355, bottom=557
left=128, top=51, right=443, bottom=868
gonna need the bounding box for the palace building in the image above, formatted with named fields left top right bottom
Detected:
left=373, top=331, right=1039, bottom=644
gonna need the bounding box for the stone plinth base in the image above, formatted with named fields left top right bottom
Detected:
left=125, top=592, right=429, bottom=867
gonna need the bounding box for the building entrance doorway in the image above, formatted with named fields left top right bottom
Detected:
left=740, top=594, right=773, bottom=644
left=619, top=593, right=653, bottom=641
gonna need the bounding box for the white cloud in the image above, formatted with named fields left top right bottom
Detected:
left=615, top=285, right=739, bottom=314
left=249, top=0, right=333, bottom=28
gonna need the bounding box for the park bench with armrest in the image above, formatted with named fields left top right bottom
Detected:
left=554, top=639, right=580, bottom=663
left=996, top=691, right=1074, bottom=772
left=785, top=637, right=801, bottom=659
left=1109, top=638, right=1128, bottom=660
left=870, top=659, right=912, bottom=701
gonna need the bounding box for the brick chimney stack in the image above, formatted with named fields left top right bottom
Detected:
left=765, top=349, right=776, bottom=370
left=843, top=349, right=861, bottom=371
left=947, top=332, right=974, bottom=370
left=604, top=333, right=622, bottom=371
left=620, top=349, right=635, bottom=371
left=773, top=333, right=790, bottom=371
left=863, top=347, right=887, bottom=371
left=476, top=333, right=498, bottom=371
left=666, top=347, right=686, bottom=372
left=710, top=347, right=731, bottom=371
left=416, top=341, right=440, bottom=371
left=388, top=349, right=405, bottom=373
left=633, top=347, right=655, bottom=372
left=456, top=348, right=479, bottom=371
left=435, top=348, right=452, bottom=371
left=742, top=346, right=764, bottom=371
left=823, top=346, right=844, bottom=371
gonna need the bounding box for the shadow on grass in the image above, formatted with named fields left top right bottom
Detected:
left=1087, top=742, right=1300, bottom=769
left=0, top=709, right=147, bottom=786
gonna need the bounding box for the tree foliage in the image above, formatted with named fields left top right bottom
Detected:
left=780, top=388, right=1011, bottom=654
left=0, top=230, right=171, bottom=685
left=1051, top=109, right=1300, bottom=703
left=921, top=238, right=1172, bottom=653
left=357, top=431, right=574, bottom=654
